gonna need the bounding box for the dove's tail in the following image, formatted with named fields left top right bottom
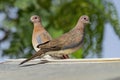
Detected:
left=19, top=50, right=45, bottom=65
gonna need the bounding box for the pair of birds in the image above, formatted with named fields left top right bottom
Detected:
left=20, top=15, right=90, bottom=65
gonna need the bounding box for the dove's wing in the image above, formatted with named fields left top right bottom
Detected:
left=39, top=29, right=84, bottom=51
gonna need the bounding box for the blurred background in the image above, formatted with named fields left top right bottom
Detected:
left=0, top=0, right=120, bottom=61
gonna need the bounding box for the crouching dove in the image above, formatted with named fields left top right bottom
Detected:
left=20, top=15, right=90, bottom=65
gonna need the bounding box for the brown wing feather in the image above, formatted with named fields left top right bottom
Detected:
left=38, top=29, right=84, bottom=50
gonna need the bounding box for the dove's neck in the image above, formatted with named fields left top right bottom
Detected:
left=74, top=21, right=85, bottom=32
left=33, top=22, right=44, bottom=31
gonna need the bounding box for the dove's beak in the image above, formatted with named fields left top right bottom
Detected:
left=88, top=21, right=91, bottom=24
left=87, top=20, right=91, bottom=24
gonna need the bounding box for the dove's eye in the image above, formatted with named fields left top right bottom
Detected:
left=34, top=17, right=37, bottom=19
left=84, top=17, right=88, bottom=21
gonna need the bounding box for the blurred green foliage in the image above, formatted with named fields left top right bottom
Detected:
left=0, top=0, right=120, bottom=58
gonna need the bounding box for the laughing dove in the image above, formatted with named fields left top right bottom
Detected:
left=20, top=15, right=90, bottom=65
left=31, top=15, right=52, bottom=52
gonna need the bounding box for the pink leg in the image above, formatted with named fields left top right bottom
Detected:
left=61, top=54, right=69, bottom=59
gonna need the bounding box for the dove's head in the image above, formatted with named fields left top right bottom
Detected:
left=30, top=15, right=41, bottom=23
left=79, top=15, right=90, bottom=24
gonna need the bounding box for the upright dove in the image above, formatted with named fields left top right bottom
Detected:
left=20, top=15, right=90, bottom=65
left=31, top=15, right=69, bottom=59
left=31, top=15, right=52, bottom=52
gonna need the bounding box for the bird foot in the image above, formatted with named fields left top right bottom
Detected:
left=60, top=54, right=69, bottom=59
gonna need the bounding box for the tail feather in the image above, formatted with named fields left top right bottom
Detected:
left=19, top=50, right=44, bottom=65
